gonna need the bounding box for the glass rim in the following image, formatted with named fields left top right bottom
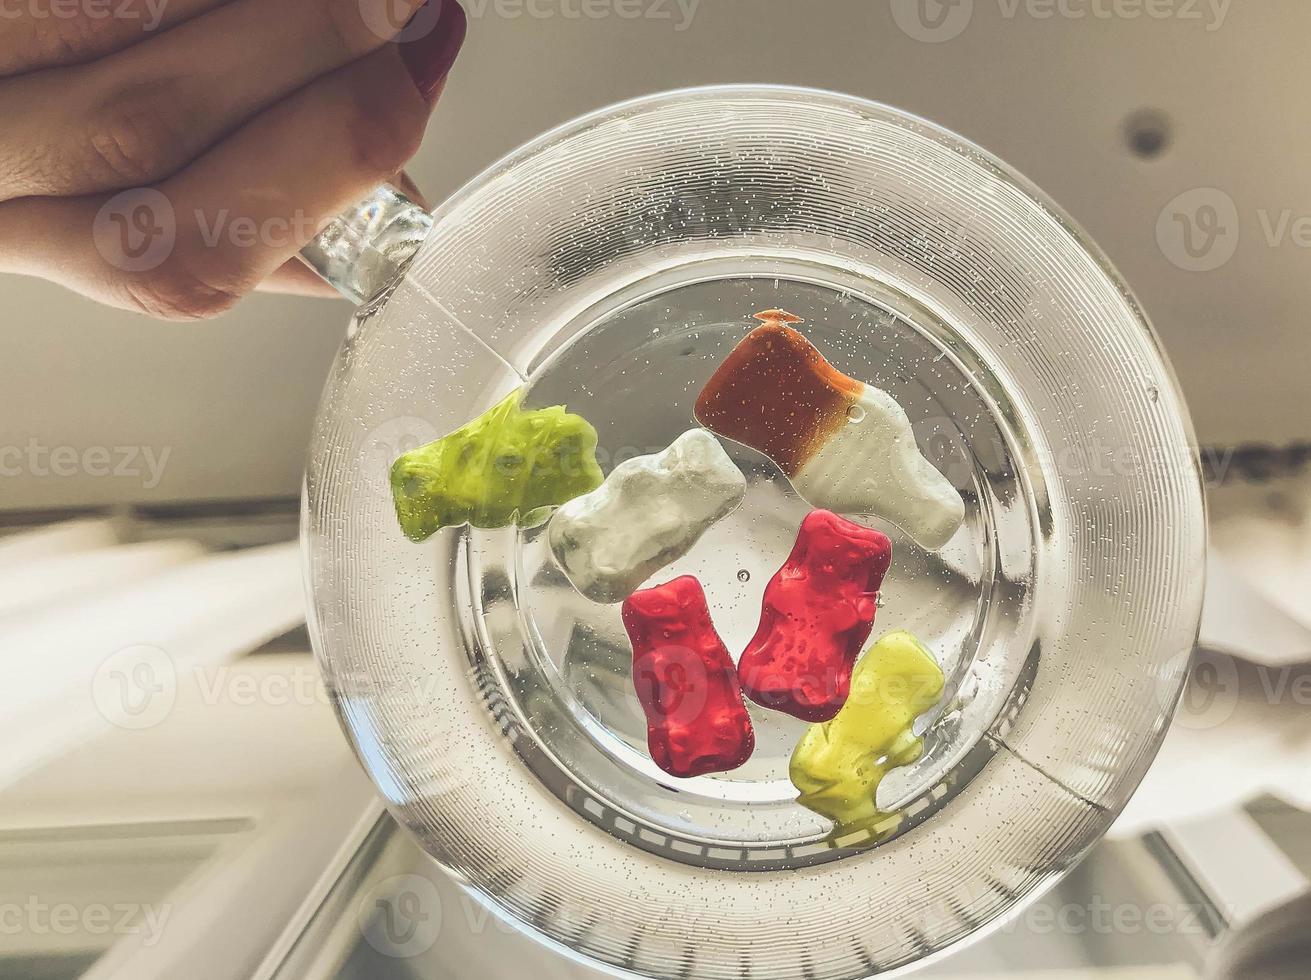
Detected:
left=307, top=83, right=1209, bottom=980
left=421, top=83, right=1198, bottom=463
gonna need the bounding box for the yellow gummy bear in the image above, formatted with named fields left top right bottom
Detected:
left=789, top=630, right=945, bottom=832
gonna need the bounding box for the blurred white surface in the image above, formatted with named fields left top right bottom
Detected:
left=0, top=523, right=305, bottom=793
left=1114, top=474, right=1311, bottom=838
left=0, top=520, right=120, bottom=565
left=0, top=517, right=379, bottom=979
left=0, top=538, right=204, bottom=620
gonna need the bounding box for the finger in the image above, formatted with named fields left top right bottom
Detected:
left=259, top=258, right=345, bottom=298
left=392, top=170, right=432, bottom=210
left=264, top=163, right=431, bottom=297
left=0, top=0, right=435, bottom=200
left=0, top=0, right=229, bottom=77
left=0, top=5, right=464, bottom=320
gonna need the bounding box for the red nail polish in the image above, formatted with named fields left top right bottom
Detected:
left=400, top=0, right=467, bottom=102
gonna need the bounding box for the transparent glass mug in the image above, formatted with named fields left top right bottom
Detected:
left=301, top=86, right=1206, bottom=978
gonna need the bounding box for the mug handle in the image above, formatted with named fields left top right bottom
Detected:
left=298, top=184, right=432, bottom=305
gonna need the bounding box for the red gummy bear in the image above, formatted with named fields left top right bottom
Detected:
left=621, top=576, right=756, bottom=779
left=738, top=511, right=892, bottom=722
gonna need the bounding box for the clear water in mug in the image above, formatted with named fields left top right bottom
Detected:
left=442, top=271, right=1035, bottom=871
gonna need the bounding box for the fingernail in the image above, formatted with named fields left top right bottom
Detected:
left=394, top=171, right=433, bottom=210
left=400, top=0, right=467, bottom=103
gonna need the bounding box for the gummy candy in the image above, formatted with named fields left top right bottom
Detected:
left=549, top=429, right=746, bottom=603
left=789, top=630, right=944, bottom=831
left=390, top=390, right=603, bottom=541
left=621, top=575, right=755, bottom=778
left=694, top=310, right=966, bottom=550
left=737, top=510, right=891, bottom=722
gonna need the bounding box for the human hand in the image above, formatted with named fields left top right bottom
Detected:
left=0, top=0, right=465, bottom=318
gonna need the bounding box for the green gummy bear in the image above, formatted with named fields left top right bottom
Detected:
left=790, top=630, right=945, bottom=833
left=389, top=390, right=603, bottom=541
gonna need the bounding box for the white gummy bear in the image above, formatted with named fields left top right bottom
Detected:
left=793, top=386, right=966, bottom=551
left=548, top=429, right=747, bottom=603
